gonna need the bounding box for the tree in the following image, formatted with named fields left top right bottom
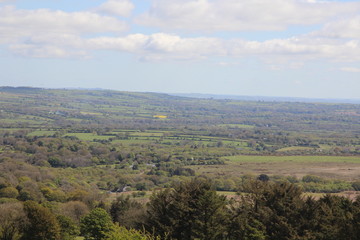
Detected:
left=145, top=189, right=173, bottom=239
left=0, top=202, right=26, bottom=240
left=257, top=174, right=269, bottom=182
left=353, top=196, right=360, bottom=240
left=59, top=201, right=89, bottom=223
left=0, top=187, right=19, bottom=199
left=257, top=182, right=304, bottom=240
left=352, top=181, right=360, bottom=191
left=146, top=178, right=227, bottom=240
left=56, top=215, right=79, bottom=240
left=105, top=224, right=159, bottom=240
left=110, top=195, right=145, bottom=229
left=80, top=208, right=113, bottom=240
left=21, top=201, right=61, bottom=240
left=227, top=199, right=266, bottom=240
left=237, top=180, right=304, bottom=240
left=310, top=195, right=355, bottom=240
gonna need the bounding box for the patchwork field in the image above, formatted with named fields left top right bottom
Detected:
left=1, top=87, right=360, bottom=194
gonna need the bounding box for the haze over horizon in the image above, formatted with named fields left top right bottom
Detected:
left=1, top=0, right=359, bottom=99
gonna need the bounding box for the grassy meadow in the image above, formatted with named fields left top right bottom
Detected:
left=189, top=155, right=360, bottom=181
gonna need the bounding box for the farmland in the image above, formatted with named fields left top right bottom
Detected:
left=1, top=87, right=360, bottom=239
left=192, top=155, right=360, bottom=180
left=0, top=87, right=359, bottom=190
left=0, top=87, right=359, bottom=198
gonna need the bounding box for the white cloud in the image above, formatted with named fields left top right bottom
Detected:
left=0, top=5, right=128, bottom=43
left=9, top=44, right=88, bottom=58
left=82, top=32, right=360, bottom=63
left=88, top=34, right=150, bottom=52
left=317, top=15, right=360, bottom=39
left=5, top=29, right=360, bottom=62
left=136, top=0, right=360, bottom=32
left=95, top=0, right=134, bottom=17
left=0, top=5, right=129, bottom=57
left=1, top=2, right=359, bottom=64
left=87, top=33, right=224, bottom=60
left=340, top=67, right=360, bottom=73
left=8, top=33, right=89, bottom=58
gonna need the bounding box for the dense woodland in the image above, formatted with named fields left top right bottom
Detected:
left=0, top=87, right=360, bottom=239
left=2, top=178, right=360, bottom=240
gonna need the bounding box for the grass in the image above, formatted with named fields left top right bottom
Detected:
left=27, top=130, right=57, bottom=137
left=222, top=140, right=249, bottom=147
left=223, top=155, right=360, bottom=163
left=80, top=111, right=103, bottom=115
left=189, top=155, right=360, bottom=181
left=276, top=146, right=316, bottom=152
left=112, top=139, right=153, bottom=144
left=129, top=132, right=165, bottom=137
left=0, top=118, right=46, bottom=124
left=65, top=118, right=83, bottom=122
left=0, top=128, right=24, bottom=132
left=218, top=124, right=255, bottom=129
left=217, top=191, right=238, bottom=197
left=64, top=133, right=115, bottom=141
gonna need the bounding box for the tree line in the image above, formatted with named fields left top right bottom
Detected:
left=2, top=178, right=360, bottom=240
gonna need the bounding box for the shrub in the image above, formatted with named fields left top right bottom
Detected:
left=0, top=187, right=19, bottom=199
left=352, top=181, right=360, bottom=191
left=302, top=175, right=324, bottom=183
left=105, top=224, right=159, bottom=240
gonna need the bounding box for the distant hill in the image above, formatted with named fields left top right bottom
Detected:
left=2, top=87, right=358, bottom=104
left=171, top=93, right=360, bottom=104
left=0, top=86, right=44, bottom=94
left=0, top=86, right=359, bottom=135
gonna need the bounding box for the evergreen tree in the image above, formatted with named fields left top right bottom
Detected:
left=236, top=180, right=304, bottom=240
left=311, top=195, right=355, bottom=240
left=261, top=182, right=303, bottom=240
left=146, top=178, right=227, bottom=240
left=227, top=199, right=266, bottom=240
left=352, top=196, right=360, bottom=240
left=145, top=189, right=174, bottom=239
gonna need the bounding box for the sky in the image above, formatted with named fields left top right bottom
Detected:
left=0, top=0, right=360, bottom=99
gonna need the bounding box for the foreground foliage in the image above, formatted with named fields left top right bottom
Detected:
left=144, top=179, right=360, bottom=240
left=1, top=178, right=360, bottom=239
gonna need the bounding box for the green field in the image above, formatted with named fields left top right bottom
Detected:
left=64, top=133, right=115, bottom=141
left=27, top=130, right=57, bottom=137
left=276, top=146, right=315, bottom=152
left=129, top=132, right=165, bottom=137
